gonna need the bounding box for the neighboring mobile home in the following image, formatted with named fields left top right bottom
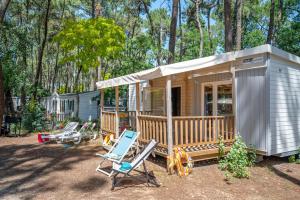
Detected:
left=97, top=44, right=300, bottom=160
left=42, top=91, right=99, bottom=121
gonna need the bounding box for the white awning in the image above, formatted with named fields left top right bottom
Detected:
left=97, top=52, right=235, bottom=89
left=96, top=44, right=300, bottom=89
left=96, top=67, right=160, bottom=89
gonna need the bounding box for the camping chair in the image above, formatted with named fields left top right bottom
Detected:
left=59, top=122, right=93, bottom=144
left=110, top=139, right=159, bottom=190
left=38, top=122, right=79, bottom=143
left=96, top=129, right=140, bottom=177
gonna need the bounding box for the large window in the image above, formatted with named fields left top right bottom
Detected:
left=201, top=81, right=232, bottom=116
left=217, top=84, right=232, bottom=115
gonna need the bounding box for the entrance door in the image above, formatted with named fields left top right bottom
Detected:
left=172, top=87, right=181, bottom=116
left=201, top=81, right=232, bottom=116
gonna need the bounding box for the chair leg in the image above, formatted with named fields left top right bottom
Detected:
left=111, top=175, right=117, bottom=191
left=143, top=161, right=150, bottom=186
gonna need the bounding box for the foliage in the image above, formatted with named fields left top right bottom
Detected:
left=54, top=17, right=125, bottom=72
left=296, top=159, right=300, bottom=164
left=288, top=155, right=296, bottom=163
left=1, top=0, right=300, bottom=118
left=22, top=100, right=47, bottom=132
left=218, top=135, right=256, bottom=179
left=218, top=136, right=225, bottom=160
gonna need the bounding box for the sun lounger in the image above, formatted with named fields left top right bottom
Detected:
left=59, top=122, right=96, bottom=144
left=38, top=122, right=79, bottom=143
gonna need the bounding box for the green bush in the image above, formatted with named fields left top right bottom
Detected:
left=22, top=100, right=47, bottom=132
left=218, top=136, right=225, bottom=160
left=288, top=155, right=296, bottom=163
left=218, top=135, right=256, bottom=179
left=296, top=159, right=300, bottom=164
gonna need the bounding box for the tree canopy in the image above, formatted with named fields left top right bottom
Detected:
left=0, top=0, right=299, bottom=118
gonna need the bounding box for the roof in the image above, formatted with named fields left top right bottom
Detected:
left=96, top=44, right=300, bottom=89
left=50, top=90, right=99, bottom=98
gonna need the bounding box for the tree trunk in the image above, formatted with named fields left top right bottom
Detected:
left=5, top=90, right=14, bottom=117
left=179, top=0, right=183, bottom=61
left=0, top=0, right=10, bottom=24
left=196, top=0, right=204, bottom=57
left=52, top=45, right=60, bottom=92
left=235, top=0, right=243, bottom=50
left=52, top=0, right=65, bottom=93
left=207, top=7, right=212, bottom=54
left=74, top=65, right=82, bottom=92
left=33, top=0, right=51, bottom=99
left=0, top=0, right=11, bottom=133
left=168, top=0, right=179, bottom=64
left=266, top=0, right=275, bottom=44
left=91, top=0, right=102, bottom=90
left=278, top=0, right=283, bottom=22
left=224, top=0, right=233, bottom=52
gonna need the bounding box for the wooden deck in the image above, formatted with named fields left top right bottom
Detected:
left=101, top=111, right=235, bottom=160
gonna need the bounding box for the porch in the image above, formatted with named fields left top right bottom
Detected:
left=97, top=57, right=237, bottom=161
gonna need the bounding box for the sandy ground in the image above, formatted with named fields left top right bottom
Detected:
left=0, top=134, right=299, bottom=200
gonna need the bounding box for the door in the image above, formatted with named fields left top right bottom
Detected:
left=172, top=87, right=181, bottom=116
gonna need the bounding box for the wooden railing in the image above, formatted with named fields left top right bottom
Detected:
left=101, top=111, right=116, bottom=133
left=173, top=116, right=235, bottom=147
left=128, top=111, right=160, bottom=131
left=56, top=113, right=71, bottom=122
left=138, top=115, right=168, bottom=147
left=138, top=115, right=234, bottom=148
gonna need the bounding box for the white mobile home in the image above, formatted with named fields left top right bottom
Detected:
left=42, top=91, right=99, bottom=121
left=97, top=44, right=300, bottom=160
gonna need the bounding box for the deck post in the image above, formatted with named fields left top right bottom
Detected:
left=166, top=76, right=173, bottom=157
left=231, top=63, right=237, bottom=136
left=99, top=89, right=104, bottom=134
left=115, top=86, right=119, bottom=138
left=135, top=82, right=140, bottom=132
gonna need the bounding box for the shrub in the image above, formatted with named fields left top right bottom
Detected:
left=288, top=155, right=296, bottom=163
left=218, top=136, right=225, bottom=160
left=218, top=135, right=256, bottom=179
left=22, top=100, right=47, bottom=132
left=296, top=159, right=300, bottom=164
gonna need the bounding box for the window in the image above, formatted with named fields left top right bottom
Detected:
left=203, top=85, right=213, bottom=116
left=201, top=81, right=232, bottom=116
left=217, top=84, right=232, bottom=115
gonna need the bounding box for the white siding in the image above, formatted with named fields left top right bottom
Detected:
left=78, top=91, right=99, bottom=121
left=236, top=68, right=267, bottom=152
left=269, top=56, right=300, bottom=154
left=128, top=81, right=149, bottom=111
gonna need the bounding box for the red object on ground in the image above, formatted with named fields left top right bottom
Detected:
left=38, top=133, right=49, bottom=143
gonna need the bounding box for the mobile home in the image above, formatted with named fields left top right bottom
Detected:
left=42, top=91, right=99, bottom=121
left=97, top=44, right=300, bottom=160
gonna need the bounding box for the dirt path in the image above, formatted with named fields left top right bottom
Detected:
left=0, top=135, right=299, bottom=200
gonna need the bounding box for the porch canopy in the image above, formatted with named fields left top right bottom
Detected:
left=96, top=52, right=234, bottom=89
left=96, top=44, right=300, bottom=89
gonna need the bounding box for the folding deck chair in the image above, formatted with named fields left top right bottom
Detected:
left=96, top=129, right=140, bottom=177
left=38, top=122, right=79, bottom=143
left=110, top=139, right=159, bottom=190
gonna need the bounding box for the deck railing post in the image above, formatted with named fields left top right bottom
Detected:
left=136, top=82, right=140, bottom=133
left=115, top=86, right=120, bottom=138
left=100, top=89, right=104, bottom=134
left=231, top=63, right=237, bottom=136
left=166, top=76, right=173, bottom=157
